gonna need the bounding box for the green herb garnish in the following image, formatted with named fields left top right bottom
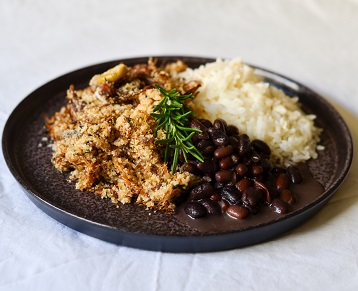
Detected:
left=151, top=84, right=204, bottom=174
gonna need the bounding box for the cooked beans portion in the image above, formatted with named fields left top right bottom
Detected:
left=182, top=118, right=303, bottom=220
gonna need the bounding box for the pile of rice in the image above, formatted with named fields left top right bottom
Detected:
left=179, top=58, right=323, bottom=166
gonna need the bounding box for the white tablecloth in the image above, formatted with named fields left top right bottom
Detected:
left=1, top=1, right=358, bottom=290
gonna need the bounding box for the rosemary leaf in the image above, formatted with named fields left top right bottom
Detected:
left=151, top=84, right=204, bottom=174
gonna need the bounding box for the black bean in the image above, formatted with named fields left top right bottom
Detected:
left=203, top=146, right=216, bottom=155
left=190, top=119, right=210, bottom=140
left=287, top=166, right=303, bottom=184
left=238, top=134, right=251, bottom=157
left=251, top=139, right=271, bottom=157
left=192, top=132, right=208, bottom=143
left=197, top=140, right=215, bottom=155
left=250, top=151, right=261, bottom=163
left=208, top=128, right=230, bottom=146
left=196, top=158, right=217, bottom=174
left=219, top=156, right=237, bottom=170
left=198, top=118, right=213, bottom=128
left=235, top=178, right=251, bottom=193
left=200, top=198, right=222, bottom=215
left=197, top=139, right=214, bottom=149
left=226, top=124, right=239, bottom=136
left=251, top=165, right=263, bottom=177
left=280, top=189, right=295, bottom=205
left=271, top=198, right=288, bottom=214
left=189, top=182, right=215, bottom=200
left=214, top=145, right=233, bottom=159
left=215, top=170, right=235, bottom=184
left=191, top=133, right=202, bottom=145
left=182, top=162, right=200, bottom=175
left=221, top=186, right=241, bottom=205
left=227, top=205, right=249, bottom=219
left=185, top=202, right=207, bottom=218
left=235, top=163, right=248, bottom=177
left=274, top=173, right=291, bottom=190
left=242, top=187, right=263, bottom=207
left=213, top=118, right=227, bottom=132
left=229, top=135, right=239, bottom=149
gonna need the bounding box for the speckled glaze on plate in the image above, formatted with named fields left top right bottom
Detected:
left=2, top=56, right=353, bottom=252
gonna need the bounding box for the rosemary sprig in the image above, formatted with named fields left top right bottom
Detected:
left=151, top=84, right=204, bottom=174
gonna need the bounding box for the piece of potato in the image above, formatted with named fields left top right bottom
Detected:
left=90, top=63, right=128, bottom=86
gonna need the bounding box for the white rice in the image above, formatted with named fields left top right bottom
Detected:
left=179, top=58, right=323, bottom=166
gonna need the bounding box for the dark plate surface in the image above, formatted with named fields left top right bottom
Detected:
left=2, top=56, right=353, bottom=252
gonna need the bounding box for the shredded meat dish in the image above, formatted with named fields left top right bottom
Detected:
left=46, top=59, right=200, bottom=212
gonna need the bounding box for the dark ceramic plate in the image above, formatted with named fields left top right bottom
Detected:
left=2, top=56, right=353, bottom=252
